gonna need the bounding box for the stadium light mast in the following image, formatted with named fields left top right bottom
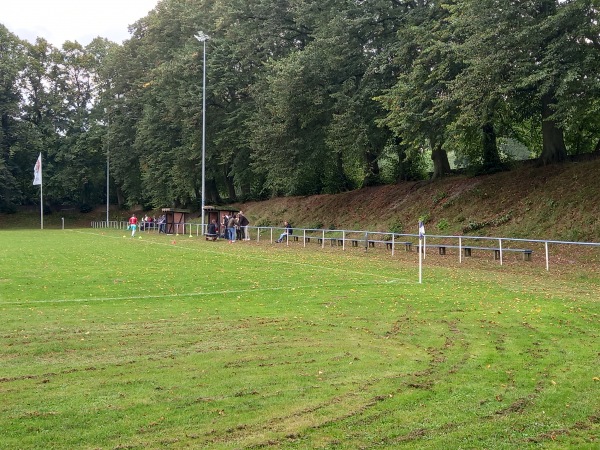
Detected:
left=106, top=112, right=110, bottom=226
left=195, top=31, right=210, bottom=235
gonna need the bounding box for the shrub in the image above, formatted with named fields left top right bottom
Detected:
left=437, top=218, right=449, bottom=232
left=388, top=218, right=404, bottom=234
left=0, top=203, right=17, bottom=214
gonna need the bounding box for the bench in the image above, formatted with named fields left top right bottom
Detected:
left=288, top=234, right=310, bottom=242
left=369, top=240, right=413, bottom=251
left=385, top=241, right=413, bottom=251
left=350, top=238, right=376, bottom=247
left=422, top=244, right=461, bottom=255
left=465, top=246, right=533, bottom=261
left=291, top=236, right=319, bottom=244
left=423, top=244, right=532, bottom=261
left=317, top=237, right=343, bottom=246
left=348, top=239, right=412, bottom=251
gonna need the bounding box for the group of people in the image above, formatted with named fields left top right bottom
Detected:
left=128, top=213, right=166, bottom=236
left=140, top=214, right=155, bottom=231
left=128, top=211, right=292, bottom=244
left=221, top=211, right=250, bottom=243
left=207, top=215, right=294, bottom=244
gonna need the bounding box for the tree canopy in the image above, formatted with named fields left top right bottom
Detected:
left=1, top=0, right=598, bottom=213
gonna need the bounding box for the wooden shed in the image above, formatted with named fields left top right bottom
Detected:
left=161, top=208, right=190, bottom=235
left=203, top=206, right=240, bottom=233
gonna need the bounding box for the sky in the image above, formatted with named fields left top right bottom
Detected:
left=1, top=0, right=161, bottom=47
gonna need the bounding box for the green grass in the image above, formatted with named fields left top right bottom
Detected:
left=0, top=229, right=598, bottom=449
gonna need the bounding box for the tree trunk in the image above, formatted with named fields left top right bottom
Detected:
left=540, top=93, right=567, bottom=165
left=206, top=178, right=221, bottom=204
left=362, top=148, right=380, bottom=186
left=223, top=167, right=236, bottom=201
left=482, top=122, right=501, bottom=172
left=431, top=145, right=451, bottom=179
left=334, top=151, right=352, bottom=192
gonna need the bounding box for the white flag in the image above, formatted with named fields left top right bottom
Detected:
left=33, top=153, right=42, bottom=186
left=418, top=221, right=425, bottom=240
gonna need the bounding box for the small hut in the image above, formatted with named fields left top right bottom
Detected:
left=203, top=206, right=240, bottom=233
left=161, top=208, right=190, bottom=235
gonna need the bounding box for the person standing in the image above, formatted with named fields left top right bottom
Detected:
left=227, top=214, right=236, bottom=243
left=128, top=214, right=138, bottom=237
left=239, top=211, right=250, bottom=240
left=221, top=215, right=228, bottom=239
left=158, top=214, right=166, bottom=233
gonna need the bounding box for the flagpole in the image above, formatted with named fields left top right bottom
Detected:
left=418, top=237, right=422, bottom=284
left=40, top=180, right=43, bottom=229
left=418, top=221, right=425, bottom=284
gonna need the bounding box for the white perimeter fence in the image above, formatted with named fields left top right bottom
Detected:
left=91, top=221, right=600, bottom=272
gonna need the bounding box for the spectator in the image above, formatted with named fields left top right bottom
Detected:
left=158, top=214, right=166, bottom=233
left=275, top=221, right=293, bottom=243
left=206, top=219, right=218, bottom=241
left=239, top=211, right=250, bottom=240
left=235, top=214, right=243, bottom=241
left=221, top=215, right=228, bottom=239
left=227, top=214, right=237, bottom=243
left=142, top=214, right=153, bottom=231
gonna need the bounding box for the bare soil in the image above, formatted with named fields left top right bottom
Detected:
left=235, top=158, right=600, bottom=243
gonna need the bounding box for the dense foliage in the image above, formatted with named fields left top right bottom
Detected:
left=1, top=0, right=598, bottom=212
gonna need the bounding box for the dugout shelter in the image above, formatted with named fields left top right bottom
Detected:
left=161, top=208, right=190, bottom=234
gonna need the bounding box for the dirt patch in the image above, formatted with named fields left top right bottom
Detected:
left=235, top=158, right=600, bottom=242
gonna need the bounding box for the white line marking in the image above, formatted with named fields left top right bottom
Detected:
left=1, top=280, right=404, bottom=305
left=1, top=230, right=412, bottom=306
left=75, top=229, right=412, bottom=282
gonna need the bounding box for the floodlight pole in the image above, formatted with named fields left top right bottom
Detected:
left=106, top=116, right=110, bottom=226
left=195, top=31, right=210, bottom=235
left=106, top=118, right=110, bottom=228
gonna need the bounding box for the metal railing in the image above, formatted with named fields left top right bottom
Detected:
left=90, top=221, right=599, bottom=271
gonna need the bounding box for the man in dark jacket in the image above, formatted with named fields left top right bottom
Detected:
left=206, top=220, right=218, bottom=241
left=239, top=211, right=250, bottom=240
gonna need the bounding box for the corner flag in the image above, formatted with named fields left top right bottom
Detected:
left=33, top=153, right=42, bottom=186
left=418, top=221, right=425, bottom=240
left=33, top=153, right=43, bottom=229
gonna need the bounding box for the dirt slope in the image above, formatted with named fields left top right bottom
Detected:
left=4, top=158, right=598, bottom=242
left=236, top=158, right=600, bottom=242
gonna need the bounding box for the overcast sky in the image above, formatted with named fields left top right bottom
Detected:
left=2, top=0, right=161, bottom=47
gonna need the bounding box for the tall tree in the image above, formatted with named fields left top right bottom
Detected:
left=0, top=25, right=25, bottom=211
left=377, top=0, right=459, bottom=179
left=448, top=0, right=588, bottom=166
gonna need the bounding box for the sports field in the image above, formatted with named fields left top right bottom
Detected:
left=0, top=229, right=598, bottom=449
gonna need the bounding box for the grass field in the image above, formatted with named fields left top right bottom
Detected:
left=0, top=229, right=598, bottom=449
